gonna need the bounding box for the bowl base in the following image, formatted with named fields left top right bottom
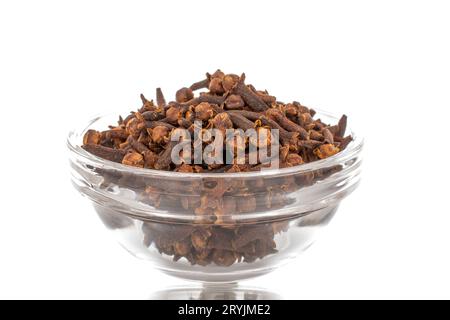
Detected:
left=149, top=283, right=281, bottom=300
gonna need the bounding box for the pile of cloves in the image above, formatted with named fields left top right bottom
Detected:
left=141, top=222, right=285, bottom=266
left=81, top=70, right=352, bottom=266
left=82, top=70, right=351, bottom=171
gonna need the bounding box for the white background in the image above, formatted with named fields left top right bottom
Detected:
left=1, top=0, right=449, bottom=299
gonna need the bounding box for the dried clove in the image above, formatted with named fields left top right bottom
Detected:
left=83, top=130, right=101, bottom=145
left=209, top=77, right=225, bottom=95
left=224, top=94, right=245, bottom=110
left=195, top=102, right=215, bottom=121
left=232, top=75, right=269, bottom=112
left=122, top=151, right=144, bottom=168
left=156, top=88, right=166, bottom=108
left=266, top=108, right=308, bottom=140
left=82, top=144, right=126, bottom=163
left=337, top=114, right=347, bottom=137
left=176, top=87, right=194, bottom=103
left=227, top=110, right=261, bottom=121
left=314, top=144, right=340, bottom=159
left=222, top=74, right=239, bottom=92
left=322, top=128, right=334, bottom=144
left=190, top=78, right=209, bottom=91
left=227, top=112, right=256, bottom=130
left=145, top=120, right=175, bottom=129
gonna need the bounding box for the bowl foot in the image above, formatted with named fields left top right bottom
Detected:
left=149, top=283, right=281, bottom=300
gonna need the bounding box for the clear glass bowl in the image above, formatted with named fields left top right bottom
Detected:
left=68, top=111, right=363, bottom=283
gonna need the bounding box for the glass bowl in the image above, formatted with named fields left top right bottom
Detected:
left=68, top=111, right=363, bottom=283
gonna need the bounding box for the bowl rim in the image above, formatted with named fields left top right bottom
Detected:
left=67, top=109, right=363, bottom=179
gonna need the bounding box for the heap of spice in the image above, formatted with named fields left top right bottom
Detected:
left=81, top=70, right=352, bottom=266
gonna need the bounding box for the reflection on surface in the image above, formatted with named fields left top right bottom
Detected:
left=149, top=283, right=281, bottom=300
